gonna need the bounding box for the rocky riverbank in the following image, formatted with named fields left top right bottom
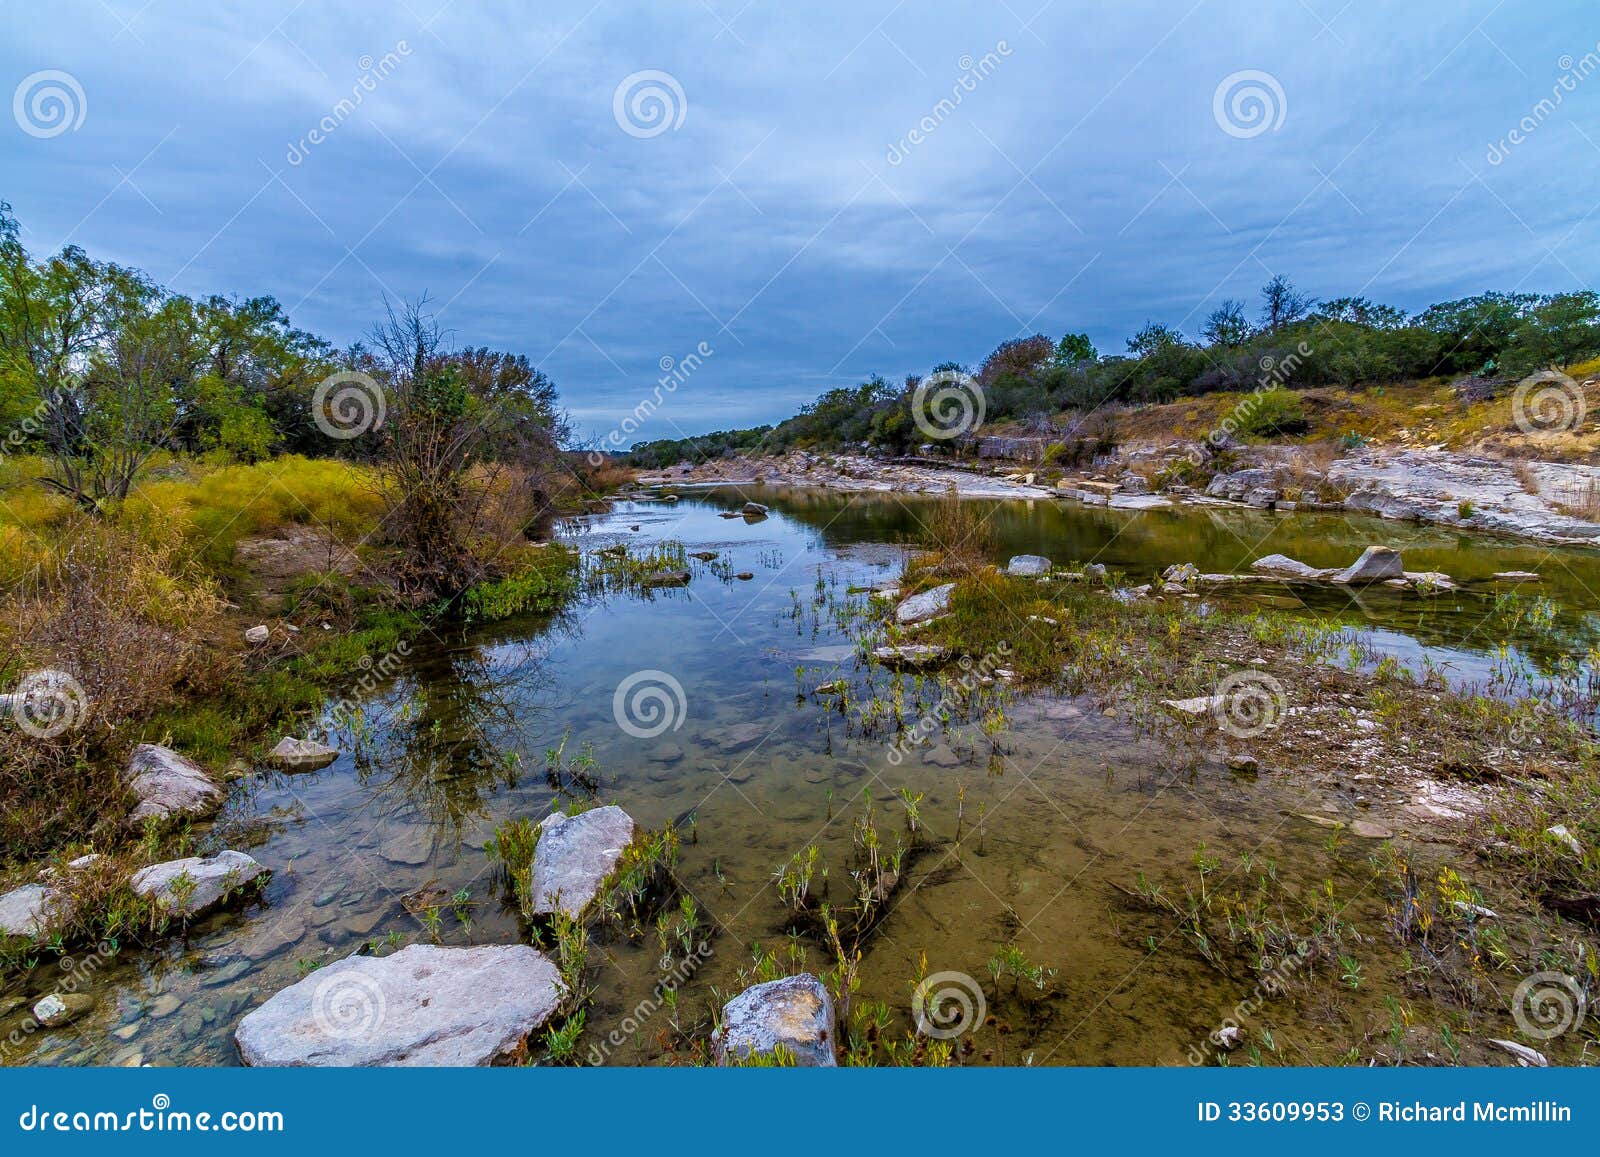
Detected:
left=638, top=444, right=1600, bottom=545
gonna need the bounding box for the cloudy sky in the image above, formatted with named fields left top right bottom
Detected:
left=3, top=1, right=1597, bottom=443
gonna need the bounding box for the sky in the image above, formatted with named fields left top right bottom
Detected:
left=3, top=1, right=1598, bottom=445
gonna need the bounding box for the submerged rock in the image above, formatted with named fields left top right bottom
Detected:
left=266, top=736, right=340, bottom=772
left=235, top=943, right=565, bottom=1067
left=131, top=850, right=269, bottom=919
left=1005, top=555, right=1052, bottom=577
left=642, top=570, right=691, bottom=587
left=895, top=583, right=955, bottom=625
left=1331, top=546, right=1404, bottom=584
left=33, top=992, right=95, bottom=1028
left=124, top=744, right=223, bottom=826
left=715, top=973, right=837, bottom=1067
left=871, top=644, right=949, bottom=667
left=527, top=805, right=637, bottom=919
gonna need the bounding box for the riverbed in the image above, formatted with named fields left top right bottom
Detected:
left=5, top=486, right=1597, bottom=1066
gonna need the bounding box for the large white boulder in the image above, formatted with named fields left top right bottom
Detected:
left=124, top=744, right=222, bottom=826
left=527, top=805, right=637, bottom=919
left=1006, top=555, right=1052, bottom=577
left=715, top=973, right=837, bottom=1066
left=235, top=944, right=565, bottom=1067
left=131, top=850, right=268, bottom=918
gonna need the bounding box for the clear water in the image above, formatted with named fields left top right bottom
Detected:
left=4, top=487, right=1597, bottom=1066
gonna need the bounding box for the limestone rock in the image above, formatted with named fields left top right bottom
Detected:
left=235, top=944, right=565, bottom=1067
left=131, top=850, right=269, bottom=919
left=527, top=805, right=637, bottom=919
left=124, top=744, right=223, bottom=826
left=0, top=883, right=55, bottom=939
left=895, top=583, right=955, bottom=625
left=1005, top=555, right=1052, bottom=577
left=33, top=992, right=95, bottom=1028
left=715, top=973, right=837, bottom=1067
left=1251, top=554, right=1334, bottom=581
left=266, top=737, right=340, bottom=772
left=1330, top=546, right=1404, bottom=584
left=244, top=625, right=271, bottom=645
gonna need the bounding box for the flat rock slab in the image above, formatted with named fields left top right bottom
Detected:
left=1005, top=555, right=1052, bottom=577
left=528, top=805, right=636, bottom=919
left=1251, top=554, right=1335, bottom=581
left=132, top=850, right=268, bottom=919
left=125, top=744, right=222, bottom=826
left=895, top=583, right=954, bottom=625
left=1331, top=546, right=1404, bottom=584
left=715, top=973, right=837, bottom=1066
left=871, top=645, right=949, bottom=667
left=266, top=737, right=339, bottom=771
left=235, top=944, right=565, bottom=1067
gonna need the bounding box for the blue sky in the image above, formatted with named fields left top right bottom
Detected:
left=3, top=1, right=1597, bottom=443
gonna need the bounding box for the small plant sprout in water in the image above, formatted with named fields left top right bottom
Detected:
left=899, top=786, right=924, bottom=835
left=775, top=845, right=822, bottom=912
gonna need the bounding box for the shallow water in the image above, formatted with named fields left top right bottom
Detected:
left=5, top=487, right=1598, bottom=1066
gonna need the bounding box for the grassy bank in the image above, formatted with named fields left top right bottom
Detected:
left=0, top=452, right=591, bottom=917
